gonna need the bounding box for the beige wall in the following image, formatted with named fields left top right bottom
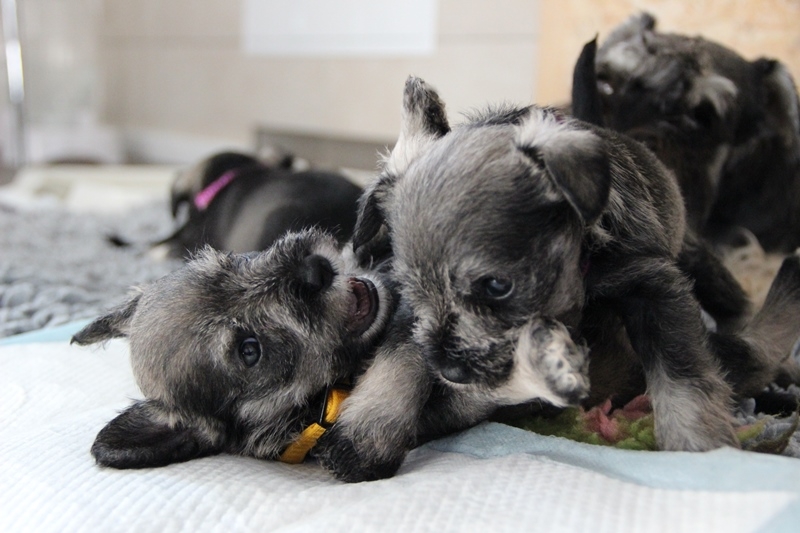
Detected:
left=3, top=1, right=799, bottom=164
left=536, top=0, right=800, bottom=106
left=99, top=0, right=540, bottom=152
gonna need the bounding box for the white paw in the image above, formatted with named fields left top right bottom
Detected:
left=494, top=318, right=590, bottom=407
left=533, top=320, right=590, bottom=404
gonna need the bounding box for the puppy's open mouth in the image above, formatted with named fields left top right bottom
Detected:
left=346, top=277, right=379, bottom=336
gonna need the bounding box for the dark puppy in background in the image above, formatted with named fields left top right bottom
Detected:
left=334, top=77, right=800, bottom=465
left=585, top=13, right=800, bottom=252
left=150, top=150, right=363, bottom=258
left=72, top=228, right=590, bottom=480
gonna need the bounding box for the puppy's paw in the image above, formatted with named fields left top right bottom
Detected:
left=650, top=374, right=740, bottom=451
left=496, top=318, right=590, bottom=407
left=314, top=425, right=406, bottom=483
left=532, top=319, right=591, bottom=405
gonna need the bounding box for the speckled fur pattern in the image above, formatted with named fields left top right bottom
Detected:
left=588, top=13, right=800, bottom=253
left=337, top=77, right=800, bottom=459
left=72, top=228, right=394, bottom=468
left=73, top=225, right=589, bottom=482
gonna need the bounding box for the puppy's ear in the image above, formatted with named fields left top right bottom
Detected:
left=352, top=172, right=396, bottom=257
left=92, top=400, right=224, bottom=469
left=71, top=293, right=142, bottom=345
left=756, top=58, right=800, bottom=144
left=353, top=77, right=448, bottom=259
left=384, top=76, right=450, bottom=176
left=605, top=11, right=656, bottom=45
left=571, top=37, right=604, bottom=127
left=517, top=114, right=611, bottom=224
left=685, top=72, right=737, bottom=130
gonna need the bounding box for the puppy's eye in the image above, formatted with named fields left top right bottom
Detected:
left=478, top=277, right=514, bottom=299
left=238, top=337, right=261, bottom=367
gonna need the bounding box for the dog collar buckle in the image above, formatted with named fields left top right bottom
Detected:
left=317, top=383, right=351, bottom=429
left=278, top=383, right=351, bottom=464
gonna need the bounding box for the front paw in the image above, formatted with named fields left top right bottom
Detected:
left=314, top=425, right=406, bottom=483
left=532, top=319, right=591, bottom=405
left=496, top=318, right=590, bottom=407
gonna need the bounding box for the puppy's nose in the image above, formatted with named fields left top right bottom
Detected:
left=300, top=254, right=335, bottom=293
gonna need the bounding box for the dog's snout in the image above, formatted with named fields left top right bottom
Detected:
left=300, top=254, right=335, bottom=293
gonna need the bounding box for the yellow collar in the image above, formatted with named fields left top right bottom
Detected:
left=279, top=385, right=350, bottom=464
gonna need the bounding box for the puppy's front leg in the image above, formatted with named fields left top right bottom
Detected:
left=494, top=317, right=590, bottom=408
left=315, top=309, right=430, bottom=482
left=595, top=257, right=739, bottom=451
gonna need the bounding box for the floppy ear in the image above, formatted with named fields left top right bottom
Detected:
left=351, top=172, right=396, bottom=257
left=517, top=114, right=611, bottom=224
left=92, top=400, right=224, bottom=469
left=70, top=293, right=142, bottom=345
left=571, top=37, right=604, bottom=127
left=604, top=11, right=656, bottom=45
left=756, top=58, right=800, bottom=144
left=685, top=71, right=737, bottom=129
left=383, top=76, right=450, bottom=176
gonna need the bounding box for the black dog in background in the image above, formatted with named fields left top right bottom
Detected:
left=116, top=151, right=364, bottom=259
left=575, top=13, right=800, bottom=253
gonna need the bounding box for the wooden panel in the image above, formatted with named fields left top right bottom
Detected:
left=536, top=0, right=800, bottom=105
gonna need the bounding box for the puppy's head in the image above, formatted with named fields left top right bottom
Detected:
left=72, top=228, right=391, bottom=468
left=594, top=12, right=800, bottom=145
left=170, top=151, right=260, bottom=218
left=355, top=77, right=607, bottom=398
left=594, top=13, right=741, bottom=137
left=170, top=150, right=295, bottom=218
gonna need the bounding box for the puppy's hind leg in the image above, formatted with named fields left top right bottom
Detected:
left=597, top=257, right=739, bottom=451
left=677, top=231, right=751, bottom=333
left=712, top=250, right=800, bottom=394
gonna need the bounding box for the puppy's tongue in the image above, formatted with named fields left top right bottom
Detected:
left=347, top=278, right=379, bottom=336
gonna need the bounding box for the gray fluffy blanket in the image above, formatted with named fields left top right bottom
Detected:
left=0, top=200, right=181, bottom=338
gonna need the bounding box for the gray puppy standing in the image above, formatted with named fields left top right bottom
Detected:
left=324, top=76, right=800, bottom=474
left=72, top=228, right=590, bottom=479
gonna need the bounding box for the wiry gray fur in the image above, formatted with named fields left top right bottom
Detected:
left=73, top=226, right=590, bottom=481
left=333, top=77, right=800, bottom=462
left=72, top=229, right=393, bottom=467
left=591, top=13, right=800, bottom=252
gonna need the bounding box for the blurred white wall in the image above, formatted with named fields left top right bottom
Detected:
left=6, top=1, right=795, bottom=168
left=1, top=0, right=122, bottom=166
left=97, top=0, right=541, bottom=164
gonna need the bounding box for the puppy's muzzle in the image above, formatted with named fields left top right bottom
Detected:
left=346, top=277, right=380, bottom=336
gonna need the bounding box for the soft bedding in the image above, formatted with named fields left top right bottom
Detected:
left=1, top=332, right=799, bottom=533
left=0, top=181, right=181, bottom=338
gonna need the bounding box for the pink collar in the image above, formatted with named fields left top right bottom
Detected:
left=193, top=169, right=239, bottom=211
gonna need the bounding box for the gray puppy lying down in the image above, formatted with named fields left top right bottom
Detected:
left=72, top=228, right=589, bottom=479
